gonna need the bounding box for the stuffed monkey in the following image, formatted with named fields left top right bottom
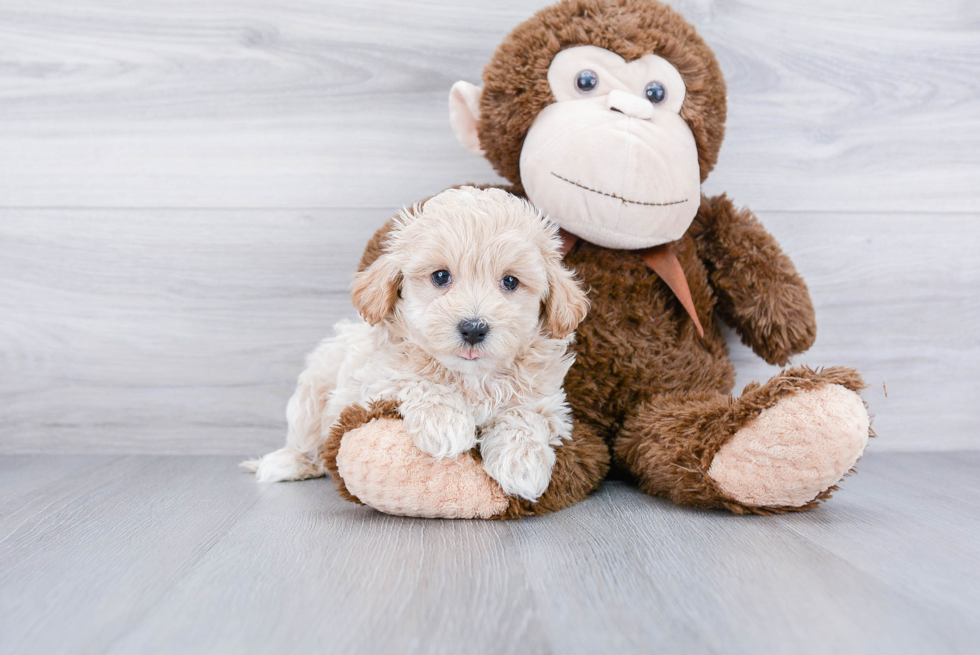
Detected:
left=318, top=0, right=872, bottom=518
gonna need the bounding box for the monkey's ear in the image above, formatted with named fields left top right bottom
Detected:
left=449, top=81, right=485, bottom=156
left=350, top=255, right=402, bottom=326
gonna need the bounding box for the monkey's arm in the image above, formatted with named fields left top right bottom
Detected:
left=690, top=194, right=816, bottom=366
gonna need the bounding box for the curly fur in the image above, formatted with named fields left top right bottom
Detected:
left=245, top=187, right=590, bottom=503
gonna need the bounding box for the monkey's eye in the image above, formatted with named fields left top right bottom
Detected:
left=575, top=70, right=598, bottom=94
left=501, top=275, right=520, bottom=291
left=644, top=81, right=666, bottom=104
left=431, top=269, right=452, bottom=287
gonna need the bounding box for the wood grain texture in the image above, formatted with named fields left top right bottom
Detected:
left=0, top=0, right=976, bottom=211
left=1, top=4, right=976, bottom=652
left=1, top=208, right=976, bottom=453
left=0, top=456, right=267, bottom=654
left=0, top=208, right=384, bottom=453
left=0, top=453, right=977, bottom=654
left=0, top=1, right=977, bottom=453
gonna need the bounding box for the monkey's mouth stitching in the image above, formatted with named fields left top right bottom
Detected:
left=551, top=173, right=688, bottom=207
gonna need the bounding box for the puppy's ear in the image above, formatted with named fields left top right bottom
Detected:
left=543, top=256, right=589, bottom=339
left=350, top=254, right=402, bottom=325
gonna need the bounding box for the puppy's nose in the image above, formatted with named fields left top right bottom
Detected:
left=458, top=319, right=488, bottom=345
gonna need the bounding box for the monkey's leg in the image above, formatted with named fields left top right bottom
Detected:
left=322, top=401, right=609, bottom=519
left=614, top=367, right=871, bottom=514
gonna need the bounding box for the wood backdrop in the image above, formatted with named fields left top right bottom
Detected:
left=1, top=0, right=977, bottom=454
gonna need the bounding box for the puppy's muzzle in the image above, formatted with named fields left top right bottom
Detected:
left=458, top=318, right=489, bottom=345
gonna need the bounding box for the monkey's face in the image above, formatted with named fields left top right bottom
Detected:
left=449, top=0, right=727, bottom=250
left=518, top=46, right=701, bottom=250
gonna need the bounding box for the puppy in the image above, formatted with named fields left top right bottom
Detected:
left=243, top=186, right=589, bottom=501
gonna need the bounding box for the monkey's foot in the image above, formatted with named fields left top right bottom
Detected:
left=616, top=365, right=872, bottom=514
left=322, top=400, right=608, bottom=520
left=335, top=417, right=509, bottom=519
left=707, top=381, right=870, bottom=509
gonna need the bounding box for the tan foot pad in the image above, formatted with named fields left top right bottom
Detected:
left=336, top=418, right=509, bottom=519
left=707, top=384, right=870, bottom=508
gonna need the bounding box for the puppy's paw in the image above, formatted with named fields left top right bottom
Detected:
left=241, top=446, right=324, bottom=483
left=404, top=405, right=478, bottom=460
left=480, top=427, right=556, bottom=502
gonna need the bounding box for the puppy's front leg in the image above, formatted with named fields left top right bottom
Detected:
left=480, top=407, right=563, bottom=502
left=398, top=382, right=477, bottom=460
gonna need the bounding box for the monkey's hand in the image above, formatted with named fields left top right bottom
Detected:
left=691, top=194, right=817, bottom=366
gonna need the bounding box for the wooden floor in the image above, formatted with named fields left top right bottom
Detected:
left=1, top=452, right=977, bottom=654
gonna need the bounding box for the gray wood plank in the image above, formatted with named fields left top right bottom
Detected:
left=0, top=453, right=977, bottom=655
left=0, top=456, right=267, bottom=655
left=1, top=209, right=976, bottom=453
left=0, top=208, right=385, bottom=453
left=0, top=0, right=975, bottom=212
left=775, top=452, right=980, bottom=620
left=509, top=477, right=980, bottom=655
left=0, top=455, right=103, bottom=499
left=0, top=455, right=115, bottom=541
left=106, top=475, right=547, bottom=655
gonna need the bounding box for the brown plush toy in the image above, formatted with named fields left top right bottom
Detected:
left=320, top=0, right=872, bottom=518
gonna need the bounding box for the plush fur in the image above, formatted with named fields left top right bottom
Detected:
left=313, top=0, right=873, bottom=518
left=244, top=187, right=589, bottom=503
left=707, top=383, right=869, bottom=508
left=320, top=399, right=610, bottom=519
left=337, top=416, right=511, bottom=519
left=615, top=366, right=870, bottom=514
left=346, top=191, right=864, bottom=517
left=478, top=0, right=727, bottom=194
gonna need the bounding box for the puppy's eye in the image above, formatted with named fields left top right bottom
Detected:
left=575, top=70, right=598, bottom=94
left=501, top=275, right=519, bottom=291
left=431, top=269, right=452, bottom=287
left=644, top=81, right=666, bottom=104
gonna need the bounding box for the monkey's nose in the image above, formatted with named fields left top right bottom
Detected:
left=458, top=319, right=489, bottom=345
left=607, top=89, right=654, bottom=120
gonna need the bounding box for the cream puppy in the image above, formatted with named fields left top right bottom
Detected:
left=243, top=186, right=589, bottom=502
